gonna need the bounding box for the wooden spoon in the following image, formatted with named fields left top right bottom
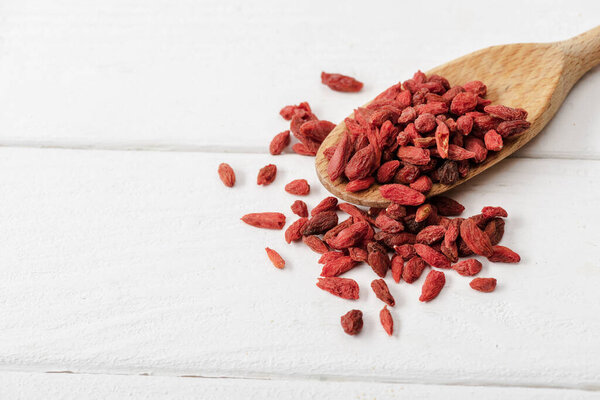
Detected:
left=316, top=26, right=600, bottom=207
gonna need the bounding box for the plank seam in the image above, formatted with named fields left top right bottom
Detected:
left=0, top=142, right=599, bottom=161
left=0, top=366, right=597, bottom=392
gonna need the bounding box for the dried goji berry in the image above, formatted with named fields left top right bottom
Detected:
left=484, top=218, right=505, bottom=245
left=319, top=251, right=345, bottom=264
left=414, top=204, right=432, bottom=223
left=419, top=270, right=446, bottom=302
left=414, top=243, right=451, bottom=269
left=484, top=129, right=503, bottom=151
left=452, top=259, right=482, bottom=276
left=265, top=247, right=285, bottom=269
left=348, top=246, right=368, bottom=262
left=285, top=179, right=310, bottom=195
left=241, top=212, right=286, bottom=229
left=488, top=245, right=520, bottom=263
left=470, top=277, right=497, bottom=292
left=321, top=72, right=363, bottom=92
left=482, top=206, right=508, bottom=218
left=402, top=256, right=427, bottom=283
left=346, top=177, right=375, bottom=192
left=394, top=164, right=421, bottom=184
left=327, top=221, right=370, bottom=249
left=496, top=120, right=531, bottom=137
left=437, top=160, right=459, bottom=185
left=386, top=203, right=407, bottom=220
left=291, top=200, right=308, bottom=217
left=341, top=309, right=363, bottom=335
left=292, top=142, right=317, bottom=156
left=376, top=160, right=401, bottom=183
left=257, top=164, right=277, bottom=185
left=450, top=92, right=478, bottom=115
left=269, top=130, right=291, bottom=155
left=375, top=213, right=404, bottom=233
left=484, top=105, right=527, bottom=121
left=416, top=225, right=446, bottom=245
left=391, top=255, right=403, bottom=283
left=218, top=163, right=235, bottom=187
left=430, top=197, right=464, bottom=217
left=409, top=176, right=433, bottom=194
left=460, top=219, right=494, bottom=257
left=375, top=231, right=416, bottom=248
left=327, top=133, right=352, bottom=182
left=303, top=211, right=338, bottom=235
left=302, top=235, right=329, bottom=254
left=317, top=277, right=360, bottom=300
left=300, top=120, right=336, bottom=143
left=321, top=256, right=358, bottom=277
left=397, top=146, right=431, bottom=166
left=311, top=196, right=338, bottom=216
left=380, top=306, right=393, bottom=336
left=435, top=120, right=450, bottom=159
left=345, top=145, right=376, bottom=180
left=371, top=279, right=395, bottom=306
left=285, top=217, right=308, bottom=243
left=463, top=81, right=487, bottom=97
left=279, top=102, right=312, bottom=120
left=367, top=242, right=390, bottom=277
left=394, top=244, right=416, bottom=260
left=414, top=113, right=437, bottom=133
left=380, top=184, right=426, bottom=206
left=447, top=144, right=476, bottom=160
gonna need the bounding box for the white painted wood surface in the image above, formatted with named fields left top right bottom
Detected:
left=0, top=149, right=598, bottom=395
left=0, top=371, right=598, bottom=400
left=0, top=0, right=599, bottom=398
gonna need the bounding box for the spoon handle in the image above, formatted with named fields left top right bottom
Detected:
left=560, top=25, right=600, bottom=83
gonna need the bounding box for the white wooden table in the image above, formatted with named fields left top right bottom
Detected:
left=0, top=1, right=599, bottom=398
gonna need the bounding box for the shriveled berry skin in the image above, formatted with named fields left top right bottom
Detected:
left=241, top=213, right=286, bottom=230
left=257, top=164, right=277, bottom=185
left=380, top=306, right=393, bottom=336
left=488, top=245, right=520, bottom=263
left=322, top=72, right=363, bottom=92
left=452, top=259, right=482, bottom=276
left=470, top=277, right=497, bottom=292
left=419, top=270, right=446, bottom=302
left=317, top=277, right=360, bottom=300
left=285, top=179, right=310, bottom=195
left=460, top=219, right=494, bottom=257
left=218, top=163, right=236, bottom=187
left=265, top=247, right=285, bottom=269
left=312, top=197, right=338, bottom=216
left=380, top=184, right=426, bottom=206
left=371, top=279, right=395, bottom=306
left=414, top=243, right=451, bottom=269
left=341, top=309, right=363, bottom=335
left=269, top=130, right=291, bottom=155
left=303, top=211, right=338, bottom=236
left=402, top=256, right=427, bottom=283
left=290, top=200, right=308, bottom=217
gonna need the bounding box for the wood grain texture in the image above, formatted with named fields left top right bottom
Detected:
left=0, top=148, right=598, bottom=390
left=0, top=0, right=597, bottom=159
left=0, top=371, right=598, bottom=400
left=315, top=26, right=600, bottom=207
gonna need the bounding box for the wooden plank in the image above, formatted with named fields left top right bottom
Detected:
left=0, top=0, right=598, bottom=158
left=0, top=148, right=597, bottom=389
left=0, top=371, right=598, bottom=400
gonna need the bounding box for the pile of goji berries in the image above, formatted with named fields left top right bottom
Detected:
left=219, top=71, right=524, bottom=336
left=325, top=71, right=531, bottom=194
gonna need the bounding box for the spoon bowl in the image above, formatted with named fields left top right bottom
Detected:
left=316, top=26, right=600, bottom=207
